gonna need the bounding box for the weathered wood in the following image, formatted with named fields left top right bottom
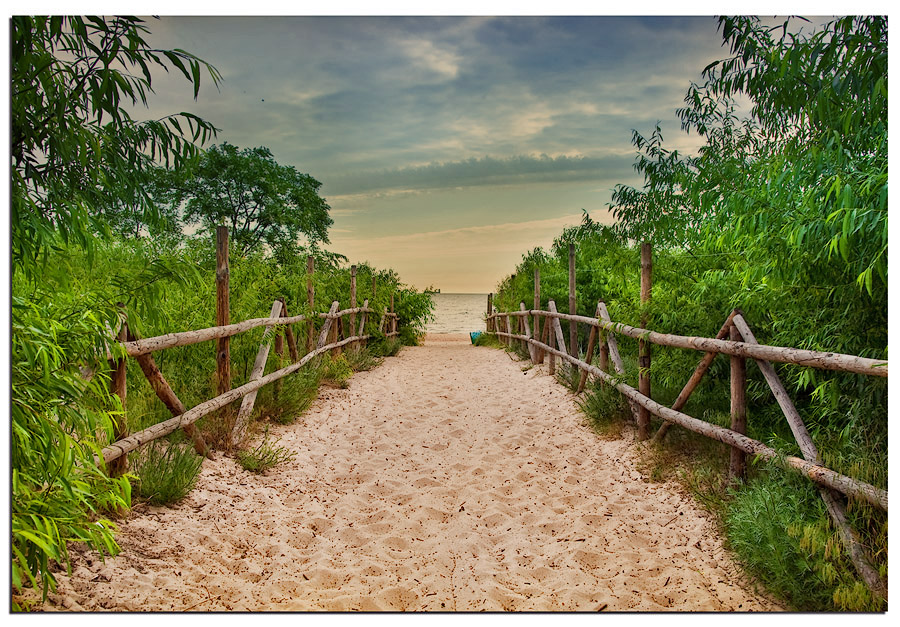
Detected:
left=350, top=265, right=357, bottom=344
left=733, top=314, right=887, bottom=599
left=215, top=226, right=232, bottom=437
left=653, top=309, right=739, bottom=444
left=307, top=255, right=315, bottom=352
left=231, top=299, right=284, bottom=447
left=636, top=242, right=652, bottom=440
left=569, top=243, right=577, bottom=362
left=126, top=329, right=211, bottom=459
left=597, top=302, right=640, bottom=423
left=598, top=300, right=609, bottom=376
left=502, top=333, right=887, bottom=511
left=520, top=302, right=535, bottom=362
left=378, top=306, right=387, bottom=334
left=576, top=302, right=602, bottom=394
left=505, top=314, right=512, bottom=347
left=729, top=323, right=747, bottom=480
left=108, top=308, right=128, bottom=476
left=274, top=300, right=285, bottom=399
left=101, top=333, right=371, bottom=466
left=317, top=302, right=340, bottom=349
left=533, top=268, right=543, bottom=363
left=390, top=293, right=396, bottom=337
left=486, top=293, right=493, bottom=332
left=280, top=299, right=300, bottom=362
left=521, top=307, right=887, bottom=377
left=358, top=299, right=369, bottom=338
left=547, top=301, right=568, bottom=357
left=547, top=314, right=556, bottom=375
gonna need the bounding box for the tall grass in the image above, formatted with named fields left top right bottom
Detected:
left=131, top=440, right=204, bottom=506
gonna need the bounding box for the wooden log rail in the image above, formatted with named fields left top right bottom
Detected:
left=102, top=296, right=400, bottom=464
left=99, top=332, right=370, bottom=465
left=490, top=324, right=887, bottom=511
left=121, top=307, right=377, bottom=357
left=489, top=310, right=888, bottom=377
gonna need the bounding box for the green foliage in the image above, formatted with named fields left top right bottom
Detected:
left=236, top=429, right=297, bottom=474
left=11, top=16, right=220, bottom=276
left=726, top=468, right=884, bottom=611
left=322, top=355, right=354, bottom=388
left=174, top=142, right=332, bottom=257
left=131, top=441, right=204, bottom=506
left=11, top=15, right=219, bottom=604
left=473, top=333, right=505, bottom=349
left=577, top=378, right=628, bottom=438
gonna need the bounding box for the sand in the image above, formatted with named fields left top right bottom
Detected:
left=30, top=334, right=782, bottom=611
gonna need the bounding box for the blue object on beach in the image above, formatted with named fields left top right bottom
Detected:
left=470, top=331, right=482, bottom=344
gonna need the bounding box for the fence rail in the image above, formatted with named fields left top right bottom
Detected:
left=100, top=227, right=405, bottom=477
left=487, top=292, right=887, bottom=599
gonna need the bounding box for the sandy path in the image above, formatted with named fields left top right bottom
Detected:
left=36, top=335, right=780, bottom=611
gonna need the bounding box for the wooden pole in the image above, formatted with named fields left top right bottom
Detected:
left=390, top=292, right=395, bottom=337
left=215, top=226, right=231, bottom=442
left=569, top=243, right=577, bottom=361
left=653, top=309, right=739, bottom=444
left=637, top=241, right=652, bottom=440
left=598, top=302, right=640, bottom=423
left=317, top=302, right=340, bottom=349
left=520, top=302, right=534, bottom=363
left=729, top=323, right=747, bottom=480
left=731, top=313, right=887, bottom=599
left=280, top=299, right=300, bottom=362
left=534, top=267, right=543, bottom=363
left=274, top=299, right=285, bottom=401
left=350, top=265, right=357, bottom=347
left=231, top=299, right=284, bottom=447
left=486, top=293, right=493, bottom=332
left=125, top=329, right=210, bottom=459
left=547, top=301, right=568, bottom=363
left=108, top=305, right=128, bottom=476
left=576, top=302, right=603, bottom=394
left=307, top=255, right=315, bottom=352
left=547, top=314, right=556, bottom=375
left=358, top=299, right=369, bottom=346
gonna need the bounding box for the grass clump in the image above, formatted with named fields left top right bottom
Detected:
left=576, top=377, right=630, bottom=438
left=322, top=354, right=354, bottom=388
left=473, top=332, right=505, bottom=349
left=725, top=467, right=885, bottom=611
left=131, top=440, right=204, bottom=506
left=344, top=346, right=381, bottom=372
left=236, top=428, right=296, bottom=474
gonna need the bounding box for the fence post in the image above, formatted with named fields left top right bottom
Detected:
left=729, top=323, right=747, bottom=480
left=306, top=255, right=315, bottom=352
left=109, top=304, right=128, bottom=476
left=216, top=226, right=231, bottom=441
left=534, top=267, right=543, bottom=363
left=350, top=265, right=357, bottom=348
left=569, top=243, right=577, bottom=362
left=274, top=298, right=285, bottom=400
left=637, top=241, right=652, bottom=440
left=390, top=292, right=396, bottom=336
left=486, top=293, right=493, bottom=332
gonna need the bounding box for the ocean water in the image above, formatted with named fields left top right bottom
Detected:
left=425, top=293, right=490, bottom=334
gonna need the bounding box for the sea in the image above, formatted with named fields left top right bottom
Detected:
left=425, top=293, right=490, bottom=335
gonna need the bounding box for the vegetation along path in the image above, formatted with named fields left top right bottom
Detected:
left=42, top=335, right=782, bottom=611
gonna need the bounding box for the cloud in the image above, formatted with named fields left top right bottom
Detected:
left=324, top=153, right=634, bottom=196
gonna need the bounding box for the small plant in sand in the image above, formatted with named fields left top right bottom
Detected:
left=343, top=346, right=381, bottom=372
left=237, top=428, right=296, bottom=474
left=131, top=440, right=204, bottom=506
left=322, top=354, right=354, bottom=388
left=577, top=377, right=629, bottom=439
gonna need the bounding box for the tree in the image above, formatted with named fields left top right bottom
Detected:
left=10, top=16, right=219, bottom=607
left=176, top=142, right=332, bottom=257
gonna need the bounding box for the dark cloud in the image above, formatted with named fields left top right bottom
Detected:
left=324, top=153, right=634, bottom=196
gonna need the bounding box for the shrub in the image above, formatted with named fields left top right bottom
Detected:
left=131, top=441, right=204, bottom=506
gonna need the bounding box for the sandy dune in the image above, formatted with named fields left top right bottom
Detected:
left=33, top=334, right=781, bottom=611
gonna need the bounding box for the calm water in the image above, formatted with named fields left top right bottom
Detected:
left=425, top=293, right=490, bottom=334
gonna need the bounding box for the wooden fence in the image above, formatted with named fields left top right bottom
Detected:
left=99, top=226, right=400, bottom=471
left=485, top=243, right=888, bottom=600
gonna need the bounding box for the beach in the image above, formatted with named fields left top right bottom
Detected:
left=30, top=335, right=781, bottom=611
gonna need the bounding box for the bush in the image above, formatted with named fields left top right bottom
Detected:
left=131, top=441, right=204, bottom=506
left=577, top=377, right=630, bottom=438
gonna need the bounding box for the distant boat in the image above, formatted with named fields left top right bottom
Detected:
left=424, top=288, right=441, bottom=294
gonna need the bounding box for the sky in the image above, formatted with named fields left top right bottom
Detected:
left=127, top=13, right=752, bottom=292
